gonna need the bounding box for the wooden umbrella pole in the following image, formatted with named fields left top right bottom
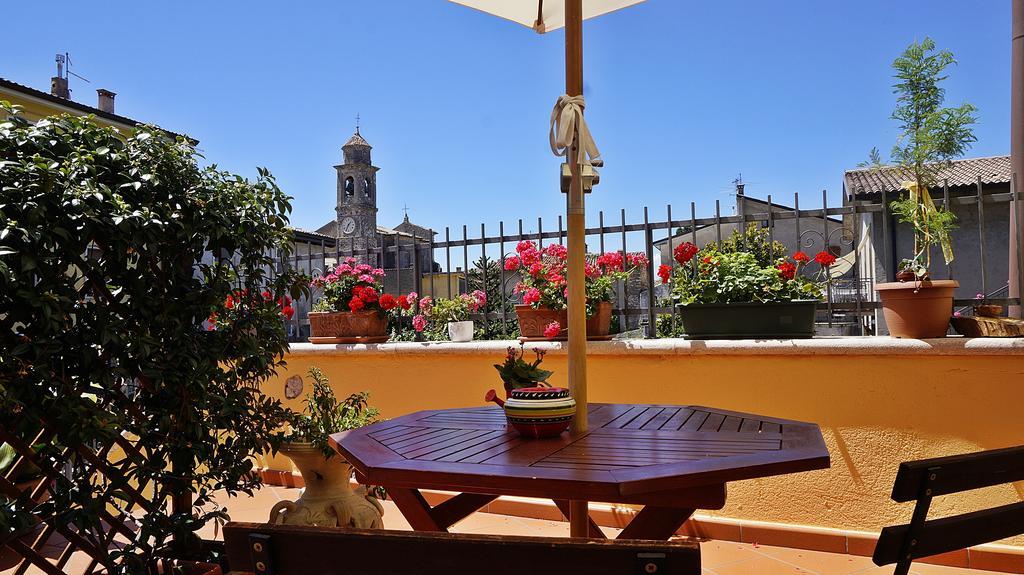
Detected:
left=564, top=0, right=590, bottom=539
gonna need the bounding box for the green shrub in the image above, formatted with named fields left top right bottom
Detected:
left=0, top=103, right=306, bottom=569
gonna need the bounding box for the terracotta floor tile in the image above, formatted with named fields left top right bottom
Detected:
left=909, top=564, right=1005, bottom=575
left=755, top=544, right=878, bottom=574
left=847, top=565, right=1003, bottom=575
left=699, top=539, right=763, bottom=569
left=10, top=488, right=1010, bottom=575
left=710, top=553, right=812, bottom=575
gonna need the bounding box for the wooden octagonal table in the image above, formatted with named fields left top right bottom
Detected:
left=330, top=403, right=830, bottom=540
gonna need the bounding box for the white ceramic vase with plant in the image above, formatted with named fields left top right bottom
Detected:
left=269, top=367, right=384, bottom=528
left=421, top=291, right=487, bottom=343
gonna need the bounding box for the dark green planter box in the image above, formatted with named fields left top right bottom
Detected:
left=676, top=301, right=817, bottom=339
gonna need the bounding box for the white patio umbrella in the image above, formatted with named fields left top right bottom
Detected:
left=448, top=0, right=645, bottom=538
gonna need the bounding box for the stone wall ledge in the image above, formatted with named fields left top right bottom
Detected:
left=288, top=336, right=1024, bottom=357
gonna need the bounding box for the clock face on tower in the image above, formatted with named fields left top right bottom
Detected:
left=341, top=217, right=356, bottom=236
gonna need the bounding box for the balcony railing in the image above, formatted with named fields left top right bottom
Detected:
left=276, top=176, right=1024, bottom=339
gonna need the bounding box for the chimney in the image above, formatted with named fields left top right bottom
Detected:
left=50, top=76, right=70, bottom=99
left=96, top=89, right=116, bottom=114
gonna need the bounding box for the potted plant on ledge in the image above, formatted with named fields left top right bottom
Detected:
left=663, top=225, right=828, bottom=339
left=308, top=257, right=408, bottom=343
left=419, top=290, right=487, bottom=342
left=865, top=38, right=976, bottom=338
left=505, top=240, right=648, bottom=341
left=270, top=367, right=384, bottom=528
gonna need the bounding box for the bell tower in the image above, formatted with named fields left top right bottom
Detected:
left=335, top=125, right=380, bottom=265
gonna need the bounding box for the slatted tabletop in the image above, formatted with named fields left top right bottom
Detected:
left=331, top=404, right=829, bottom=540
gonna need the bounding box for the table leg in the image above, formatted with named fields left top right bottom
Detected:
left=616, top=506, right=695, bottom=541
left=387, top=488, right=498, bottom=532
left=554, top=500, right=605, bottom=538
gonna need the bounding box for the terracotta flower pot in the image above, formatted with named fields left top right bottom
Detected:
left=308, top=310, right=388, bottom=343
left=875, top=280, right=958, bottom=338
left=269, top=442, right=384, bottom=528
left=515, top=301, right=612, bottom=340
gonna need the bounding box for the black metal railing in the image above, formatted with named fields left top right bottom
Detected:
left=277, top=174, right=1024, bottom=340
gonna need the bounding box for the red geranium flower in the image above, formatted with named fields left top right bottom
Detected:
left=504, top=256, right=521, bottom=271
left=673, top=242, right=698, bottom=265
left=348, top=297, right=365, bottom=312
left=282, top=305, right=295, bottom=320
left=379, top=293, right=397, bottom=311
left=596, top=252, right=624, bottom=272
left=543, top=321, right=561, bottom=339
left=516, top=240, right=536, bottom=254
left=520, top=249, right=541, bottom=267
left=814, top=251, right=837, bottom=267
left=777, top=261, right=796, bottom=280
left=398, top=294, right=412, bottom=310
left=658, top=264, right=672, bottom=284
left=360, top=287, right=379, bottom=303
left=544, top=243, right=568, bottom=260
left=792, top=251, right=810, bottom=264
left=627, top=252, right=649, bottom=268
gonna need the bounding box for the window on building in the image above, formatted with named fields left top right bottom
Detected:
left=363, top=177, right=372, bottom=198
left=345, top=177, right=354, bottom=197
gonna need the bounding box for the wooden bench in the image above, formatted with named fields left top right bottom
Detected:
left=224, top=522, right=701, bottom=575
left=873, top=445, right=1024, bottom=575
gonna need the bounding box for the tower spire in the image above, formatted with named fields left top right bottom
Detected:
left=355, top=112, right=360, bottom=135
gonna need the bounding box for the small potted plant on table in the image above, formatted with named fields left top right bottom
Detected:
left=485, top=344, right=574, bottom=439
left=270, top=367, right=384, bottom=528
left=308, top=257, right=408, bottom=343
left=505, top=240, right=648, bottom=341
left=663, top=225, right=828, bottom=339
left=864, top=38, right=976, bottom=338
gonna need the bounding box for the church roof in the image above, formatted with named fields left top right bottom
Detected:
left=343, top=129, right=371, bottom=148
left=394, top=214, right=436, bottom=238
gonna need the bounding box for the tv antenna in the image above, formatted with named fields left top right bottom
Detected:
left=56, top=53, right=90, bottom=84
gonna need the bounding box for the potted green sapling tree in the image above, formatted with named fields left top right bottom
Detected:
left=865, top=38, right=977, bottom=338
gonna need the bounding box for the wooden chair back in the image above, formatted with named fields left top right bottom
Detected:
left=224, top=522, right=701, bottom=575
left=873, top=445, right=1024, bottom=575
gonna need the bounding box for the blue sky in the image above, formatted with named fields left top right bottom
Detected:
left=0, top=1, right=1011, bottom=237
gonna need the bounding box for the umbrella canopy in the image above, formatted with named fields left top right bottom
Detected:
left=451, top=0, right=644, bottom=33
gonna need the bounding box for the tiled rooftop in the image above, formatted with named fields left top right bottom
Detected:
left=844, top=155, right=1010, bottom=197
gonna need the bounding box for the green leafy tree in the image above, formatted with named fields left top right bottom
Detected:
left=0, top=104, right=306, bottom=570
left=467, top=254, right=519, bottom=338
left=864, top=38, right=976, bottom=277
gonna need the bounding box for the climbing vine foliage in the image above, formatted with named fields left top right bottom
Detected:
left=0, top=103, right=306, bottom=571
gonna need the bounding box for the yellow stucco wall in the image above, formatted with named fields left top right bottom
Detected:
left=263, top=339, right=1024, bottom=545
left=1, top=88, right=134, bottom=133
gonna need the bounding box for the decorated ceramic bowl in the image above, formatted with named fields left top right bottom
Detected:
left=502, top=386, right=576, bottom=439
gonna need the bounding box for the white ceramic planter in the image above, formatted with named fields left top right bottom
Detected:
left=447, top=320, right=474, bottom=342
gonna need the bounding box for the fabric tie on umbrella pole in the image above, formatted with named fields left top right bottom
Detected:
left=549, top=94, right=603, bottom=167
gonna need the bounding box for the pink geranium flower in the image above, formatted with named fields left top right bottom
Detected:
left=543, top=321, right=561, bottom=339
left=412, top=314, right=427, bottom=332
left=522, top=287, right=541, bottom=305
